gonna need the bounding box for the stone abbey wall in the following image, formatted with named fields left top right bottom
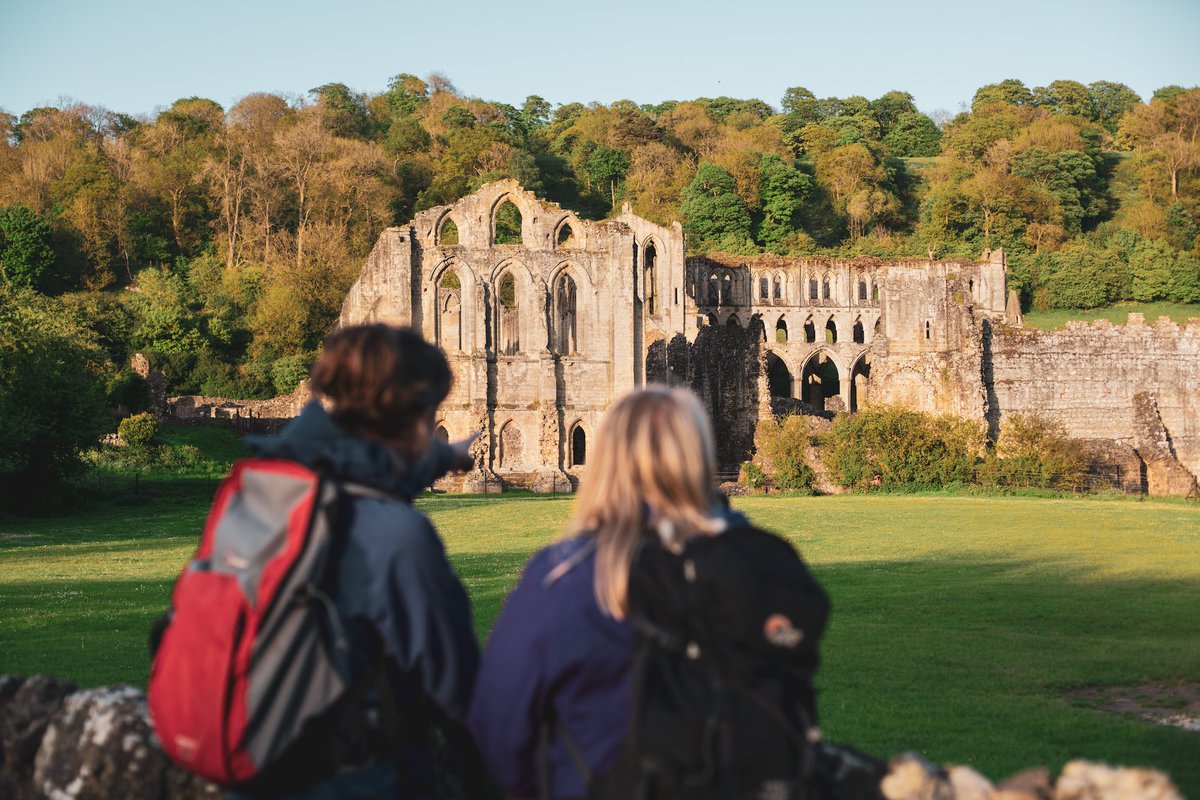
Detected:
left=989, top=316, right=1200, bottom=483
left=331, top=182, right=1199, bottom=494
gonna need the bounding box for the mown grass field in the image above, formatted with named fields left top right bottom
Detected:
left=1, top=427, right=1198, bottom=792
left=1022, top=301, right=1200, bottom=330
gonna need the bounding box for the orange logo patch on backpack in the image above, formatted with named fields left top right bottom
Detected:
left=764, top=614, right=804, bottom=648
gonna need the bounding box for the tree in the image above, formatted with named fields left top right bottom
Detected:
left=1088, top=81, right=1141, bottom=134
left=584, top=146, right=631, bottom=208
left=680, top=162, right=753, bottom=251
left=0, top=205, right=55, bottom=289
left=883, top=111, right=942, bottom=157
left=309, top=83, right=373, bottom=139
left=0, top=286, right=108, bottom=487
left=972, top=80, right=1034, bottom=111
left=1033, top=80, right=1094, bottom=119
left=756, top=154, right=813, bottom=250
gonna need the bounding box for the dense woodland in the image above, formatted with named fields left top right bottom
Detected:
left=1, top=75, right=1198, bottom=455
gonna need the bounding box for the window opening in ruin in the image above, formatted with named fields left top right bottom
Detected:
left=766, top=352, right=792, bottom=399
left=849, top=357, right=871, bottom=412
left=760, top=276, right=769, bottom=300
left=872, top=284, right=879, bottom=303
left=435, top=425, right=449, bottom=442
left=776, top=318, right=788, bottom=344
left=822, top=276, right=831, bottom=301
left=852, top=318, right=864, bottom=344
left=803, top=316, right=816, bottom=343
left=968, top=278, right=974, bottom=294
left=439, top=217, right=459, bottom=246
left=925, top=321, right=931, bottom=340
left=675, top=288, right=679, bottom=306
left=801, top=352, right=841, bottom=410
left=644, top=244, right=658, bottom=314
left=772, top=276, right=781, bottom=300
left=706, top=313, right=719, bottom=326
left=809, top=278, right=818, bottom=300
left=722, top=274, right=732, bottom=305
left=825, top=318, right=837, bottom=344
left=874, top=318, right=882, bottom=336
left=499, top=421, right=524, bottom=468
left=494, top=199, right=523, bottom=244
left=439, top=270, right=462, bottom=351
left=571, top=425, right=587, bottom=467
left=727, top=314, right=740, bottom=327
left=858, top=280, right=867, bottom=301
left=707, top=274, right=719, bottom=305
left=555, top=273, right=578, bottom=354
left=556, top=222, right=576, bottom=249
left=498, top=272, right=519, bottom=355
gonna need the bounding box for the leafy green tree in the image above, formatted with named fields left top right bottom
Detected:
left=1036, top=240, right=1122, bottom=308
left=309, top=83, right=373, bottom=139
left=584, top=146, right=631, bottom=208
left=972, top=79, right=1034, bottom=111
left=383, top=73, right=429, bottom=117
left=1088, top=81, right=1141, bottom=134
left=756, top=154, right=814, bottom=250
left=883, top=111, right=942, bottom=157
left=1168, top=251, right=1200, bottom=302
left=0, top=287, right=108, bottom=486
left=0, top=205, right=55, bottom=289
left=680, top=162, right=753, bottom=251
left=1033, top=80, right=1095, bottom=119
left=1128, top=237, right=1175, bottom=301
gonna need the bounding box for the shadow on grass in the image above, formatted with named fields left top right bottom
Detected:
left=1, top=551, right=1196, bottom=794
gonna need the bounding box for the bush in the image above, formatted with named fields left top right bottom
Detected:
left=270, top=352, right=315, bottom=396
left=739, top=461, right=768, bottom=490
left=981, top=413, right=1087, bottom=490
left=118, top=412, right=160, bottom=447
left=823, top=406, right=986, bottom=490
left=754, top=414, right=818, bottom=493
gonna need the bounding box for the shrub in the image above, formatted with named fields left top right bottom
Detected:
left=754, top=414, right=818, bottom=493
left=271, top=352, right=314, bottom=396
left=981, top=413, right=1087, bottom=490
left=823, top=406, right=986, bottom=490
left=118, top=412, right=160, bottom=448
left=739, top=461, right=768, bottom=490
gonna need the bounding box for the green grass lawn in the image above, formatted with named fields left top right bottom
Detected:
left=1, top=427, right=1198, bottom=791
left=1023, top=301, right=1200, bottom=330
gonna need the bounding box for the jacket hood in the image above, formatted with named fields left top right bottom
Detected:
left=248, top=401, right=451, bottom=500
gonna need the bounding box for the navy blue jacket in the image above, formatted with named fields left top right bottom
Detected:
left=468, top=535, right=633, bottom=800
left=247, top=403, right=479, bottom=797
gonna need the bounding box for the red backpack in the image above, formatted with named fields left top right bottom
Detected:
left=149, top=458, right=359, bottom=786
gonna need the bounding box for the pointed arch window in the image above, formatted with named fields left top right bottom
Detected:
left=438, top=270, right=462, bottom=351
left=760, top=276, right=769, bottom=300
left=644, top=243, right=658, bottom=315
left=494, top=199, right=522, bottom=244
left=822, top=275, right=831, bottom=301
left=439, top=217, right=459, bottom=246
left=556, top=222, right=576, bottom=249
left=858, top=280, right=868, bottom=301
left=497, top=272, right=519, bottom=355
left=571, top=424, right=587, bottom=467
left=773, top=275, right=782, bottom=300
left=554, top=272, right=578, bottom=355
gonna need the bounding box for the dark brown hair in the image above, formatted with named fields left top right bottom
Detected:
left=309, top=324, right=452, bottom=442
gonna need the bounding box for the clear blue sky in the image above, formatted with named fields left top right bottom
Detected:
left=2, top=0, right=1197, bottom=119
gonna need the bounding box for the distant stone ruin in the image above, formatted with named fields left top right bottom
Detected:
left=333, top=180, right=1200, bottom=495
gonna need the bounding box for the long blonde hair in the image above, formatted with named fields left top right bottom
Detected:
left=565, top=386, right=725, bottom=619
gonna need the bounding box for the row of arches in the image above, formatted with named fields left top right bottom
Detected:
left=765, top=350, right=873, bottom=412
left=436, top=196, right=585, bottom=251
left=771, top=314, right=879, bottom=345
left=435, top=262, right=587, bottom=357
left=697, top=268, right=883, bottom=308
left=443, top=419, right=587, bottom=470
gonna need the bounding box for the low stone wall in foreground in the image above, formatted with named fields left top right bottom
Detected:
left=0, top=675, right=1183, bottom=799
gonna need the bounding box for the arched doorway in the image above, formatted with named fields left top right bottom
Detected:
left=765, top=352, right=793, bottom=399
left=570, top=424, right=587, bottom=467
left=801, top=352, right=841, bottom=411
left=850, top=355, right=871, bottom=412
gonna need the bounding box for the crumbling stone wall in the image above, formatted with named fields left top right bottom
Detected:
left=988, top=316, right=1200, bottom=488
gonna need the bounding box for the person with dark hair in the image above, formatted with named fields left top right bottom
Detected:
left=239, top=324, right=483, bottom=798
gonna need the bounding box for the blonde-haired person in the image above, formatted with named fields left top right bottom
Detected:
left=467, top=386, right=830, bottom=800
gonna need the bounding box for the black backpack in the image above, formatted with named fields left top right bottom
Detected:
left=590, top=523, right=831, bottom=800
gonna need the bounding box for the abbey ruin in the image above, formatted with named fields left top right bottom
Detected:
left=337, top=180, right=1200, bottom=495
